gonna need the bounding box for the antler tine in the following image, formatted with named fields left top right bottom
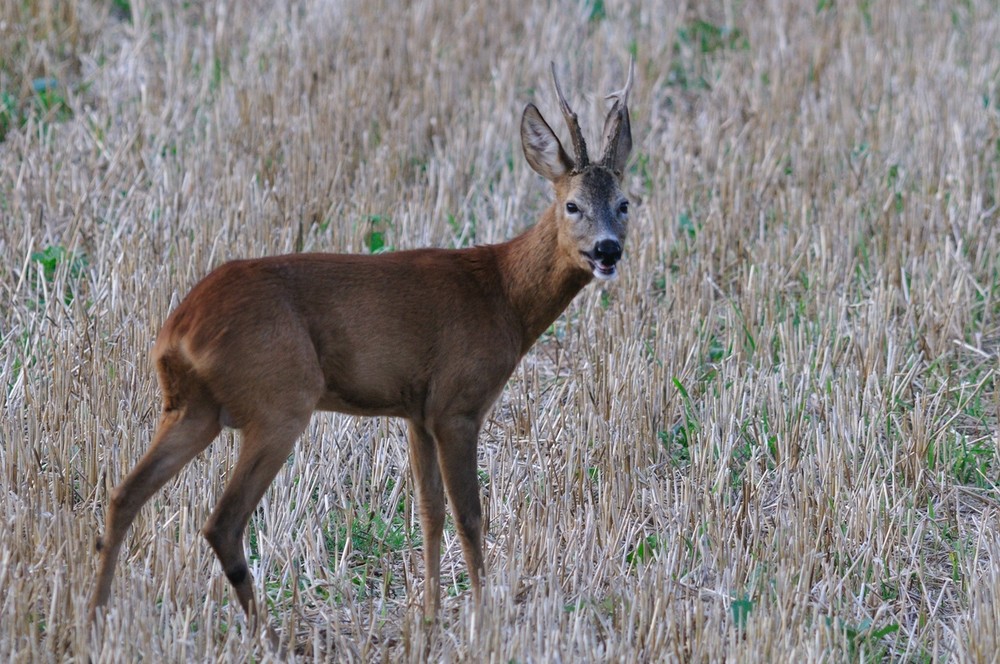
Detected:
left=600, top=56, right=635, bottom=174
left=604, top=55, right=635, bottom=107
left=550, top=61, right=589, bottom=169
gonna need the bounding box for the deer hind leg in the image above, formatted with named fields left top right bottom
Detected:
left=202, top=413, right=311, bottom=622
left=90, top=400, right=222, bottom=619
left=408, top=420, right=445, bottom=619
left=433, top=415, right=485, bottom=607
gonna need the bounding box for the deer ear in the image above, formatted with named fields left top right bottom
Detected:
left=600, top=102, right=632, bottom=178
left=521, top=104, right=574, bottom=181
left=600, top=57, right=635, bottom=178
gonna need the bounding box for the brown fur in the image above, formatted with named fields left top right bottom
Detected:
left=89, top=62, right=634, bottom=626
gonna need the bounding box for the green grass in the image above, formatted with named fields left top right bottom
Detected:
left=3, top=0, right=1000, bottom=661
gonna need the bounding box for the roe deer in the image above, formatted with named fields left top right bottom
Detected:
left=90, top=59, right=634, bottom=624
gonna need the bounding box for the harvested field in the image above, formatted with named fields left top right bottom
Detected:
left=2, top=0, right=999, bottom=661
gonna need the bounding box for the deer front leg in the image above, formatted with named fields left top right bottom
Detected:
left=433, top=415, right=484, bottom=607
left=408, top=420, right=445, bottom=619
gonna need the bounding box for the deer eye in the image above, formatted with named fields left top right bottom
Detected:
left=565, top=201, right=579, bottom=215
left=618, top=200, right=629, bottom=215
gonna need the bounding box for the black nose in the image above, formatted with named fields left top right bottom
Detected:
left=593, top=239, right=622, bottom=266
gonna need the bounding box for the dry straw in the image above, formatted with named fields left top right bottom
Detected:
left=2, top=0, right=999, bottom=661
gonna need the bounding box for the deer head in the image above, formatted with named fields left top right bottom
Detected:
left=520, top=58, right=634, bottom=281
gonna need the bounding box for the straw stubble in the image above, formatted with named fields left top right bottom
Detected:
left=1, top=0, right=998, bottom=660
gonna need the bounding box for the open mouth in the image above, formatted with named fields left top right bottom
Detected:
left=583, top=253, right=619, bottom=280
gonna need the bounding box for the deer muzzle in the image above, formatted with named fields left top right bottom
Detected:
left=586, top=238, right=623, bottom=280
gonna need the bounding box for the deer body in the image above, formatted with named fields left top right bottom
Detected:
left=90, top=61, right=634, bottom=625
left=166, top=248, right=526, bottom=423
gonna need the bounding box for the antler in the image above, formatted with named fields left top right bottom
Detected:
left=550, top=62, right=589, bottom=170
left=600, top=56, right=635, bottom=174
left=604, top=55, right=634, bottom=108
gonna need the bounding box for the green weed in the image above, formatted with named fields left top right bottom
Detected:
left=364, top=215, right=394, bottom=253
left=827, top=616, right=900, bottom=662
left=29, top=245, right=88, bottom=306
left=626, top=534, right=660, bottom=566
left=668, top=18, right=749, bottom=91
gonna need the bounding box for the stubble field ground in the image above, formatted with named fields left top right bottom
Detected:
left=2, top=0, right=999, bottom=661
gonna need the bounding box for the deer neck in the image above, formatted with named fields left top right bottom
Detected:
left=496, top=206, right=592, bottom=355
